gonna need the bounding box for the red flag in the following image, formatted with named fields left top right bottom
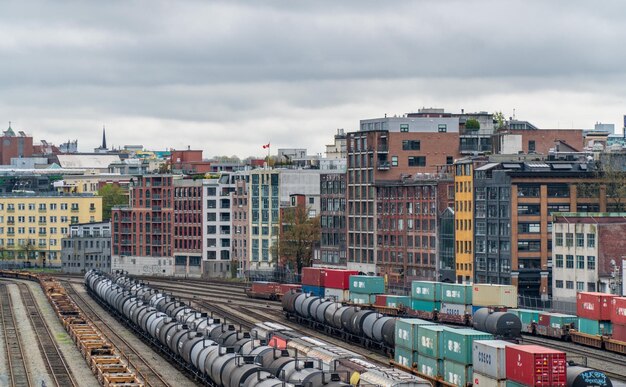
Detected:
left=262, top=143, right=270, bottom=149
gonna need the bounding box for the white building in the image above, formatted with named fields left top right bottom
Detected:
left=202, top=173, right=236, bottom=277
left=552, top=213, right=626, bottom=302
left=248, top=168, right=321, bottom=270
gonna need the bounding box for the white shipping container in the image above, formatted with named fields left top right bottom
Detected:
left=472, top=340, right=511, bottom=380
left=439, top=303, right=471, bottom=316
left=472, top=284, right=518, bottom=308
left=471, top=372, right=507, bottom=387
left=324, top=288, right=350, bottom=302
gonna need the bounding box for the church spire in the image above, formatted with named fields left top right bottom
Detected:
left=102, top=125, right=107, bottom=149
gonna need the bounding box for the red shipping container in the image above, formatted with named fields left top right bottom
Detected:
left=577, top=292, right=616, bottom=321
left=538, top=313, right=551, bottom=327
left=611, top=297, right=626, bottom=325
left=612, top=324, right=626, bottom=342
left=279, top=284, right=301, bottom=295
left=269, top=336, right=287, bottom=349
left=506, top=345, right=567, bottom=387
left=324, top=269, right=359, bottom=290
left=251, top=281, right=279, bottom=296
left=302, top=267, right=325, bottom=287
left=375, top=295, right=387, bottom=306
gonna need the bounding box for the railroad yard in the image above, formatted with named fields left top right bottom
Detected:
left=0, top=271, right=624, bottom=387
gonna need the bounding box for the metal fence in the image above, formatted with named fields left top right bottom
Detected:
left=517, top=295, right=577, bottom=315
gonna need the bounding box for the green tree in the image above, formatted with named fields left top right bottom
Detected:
left=578, top=154, right=626, bottom=212
left=465, top=118, right=480, bottom=131
left=272, top=203, right=321, bottom=274
left=493, top=111, right=506, bottom=129
left=98, top=184, right=128, bottom=220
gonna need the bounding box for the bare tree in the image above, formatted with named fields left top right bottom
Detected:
left=272, top=203, right=321, bottom=274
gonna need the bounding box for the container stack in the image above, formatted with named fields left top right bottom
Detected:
left=393, top=318, right=437, bottom=369
left=374, top=294, right=411, bottom=308
left=322, top=269, right=358, bottom=302
left=416, top=325, right=447, bottom=379
left=301, top=267, right=325, bottom=297
left=442, top=328, right=494, bottom=387
left=472, top=340, right=512, bottom=387
left=349, top=275, right=385, bottom=304
left=576, top=292, right=616, bottom=337
left=472, top=284, right=518, bottom=314
left=536, top=312, right=577, bottom=337
left=505, top=345, right=567, bottom=387
left=611, top=297, right=626, bottom=342
left=410, top=281, right=441, bottom=319
left=439, top=283, right=473, bottom=324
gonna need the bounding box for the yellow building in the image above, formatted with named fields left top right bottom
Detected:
left=0, top=194, right=102, bottom=267
left=454, top=159, right=475, bottom=283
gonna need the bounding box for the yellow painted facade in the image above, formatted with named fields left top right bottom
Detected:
left=56, top=175, right=101, bottom=194
left=0, top=195, right=102, bottom=266
left=454, top=161, right=474, bottom=283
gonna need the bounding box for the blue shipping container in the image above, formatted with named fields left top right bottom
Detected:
left=301, top=285, right=324, bottom=297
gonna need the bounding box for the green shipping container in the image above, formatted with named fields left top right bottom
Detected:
left=386, top=295, right=411, bottom=308
left=349, top=292, right=375, bottom=305
left=411, top=299, right=440, bottom=313
left=394, top=345, right=418, bottom=368
left=548, top=313, right=577, bottom=329
left=395, top=318, right=437, bottom=351
left=411, top=281, right=441, bottom=301
left=506, top=381, right=526, bottom=387
left=442, top=328, right=494, bottom=364
left=443, top=359, right=472, bottom=387
left=417, top=325, right=447, bottom=359
left=511, top=309, right=540, bottom=326
left=440, top=283, right=472, bottom=304
left=417, top=355, right=443, bottom=378
left=578, top=317, right=613, bottom=336
left=349, top=275, right=385, bottom=294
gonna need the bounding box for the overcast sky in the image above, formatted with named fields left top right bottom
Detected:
left=1, top=1, right=625, bottom=158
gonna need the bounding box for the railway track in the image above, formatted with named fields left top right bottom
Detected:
left=0, top=283, right=31, bottom=387
left=16, top=282, right=78, bottom=387
left=522, top=335, right=626, bottom=382
left=62, top=281, right=173, bottom=387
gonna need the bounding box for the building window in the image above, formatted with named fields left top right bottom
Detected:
left=408, top=156, right=426, bottom=167
left=587, top=233, right=595, bottom=247
left=391, top=156, right=398, bottom=167
left=555, top=280, right=563, bottom=288
left=587, top=282, right=596, bottom=292
left=565, top=233, right=573, bottom=247
left=446, top=156, right=454, bottom=165
left=587, top=256, right=595, bottom=270
left=555, top=254, right=563, bottom=268
left=576, top=281, right=585, bottom=291
left=576, top=255, right=585, bottom=269
left=438, top=124, right=447, bottom=132
left=554, top=232, right=563, bottom=246
left=402, top=140, right=420, bottom=150
left=528, top=140, right=536, bottom=152
left=566, top=281, right=574, bottom=289
left=566, top=255, right=574, bottom=268
left=576, top=233, right=584, bottom=247
left=400, top=124, right=409, bottom=132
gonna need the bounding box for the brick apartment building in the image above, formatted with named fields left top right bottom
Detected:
left=111, top=175, right=174, bottom=275
left=318, top=171, right=347, bottom=267
left=346, top=115, right=460, bottom=273
left=173, top=178, right=202, bottom=276
left=1, top=125, right=33, bottom=165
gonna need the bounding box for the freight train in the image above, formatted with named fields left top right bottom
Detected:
left=251, top=278, right=626, bottom=357
left=281, top=289, right=522, bottom=355
left=85, top=270, right=431, bottom=386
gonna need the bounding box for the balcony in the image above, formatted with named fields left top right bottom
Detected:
left=7, top=208, right=14, bottom=213
left=7, top=220, right=14, bottom=225
left=38, top=209, right=47, bottom=213
left=152, top=217, right=163, bottom=223
left=89, top=207, right=96, bottom=213
left=71, top=208, right=79, bottom=213
left=38, top=221, right=46, bottom=226
left=152, top=206, right=162, bottom=211
left=377, top=161, right=390, bottom=171
left=377, top=144, right=389, bottom=153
